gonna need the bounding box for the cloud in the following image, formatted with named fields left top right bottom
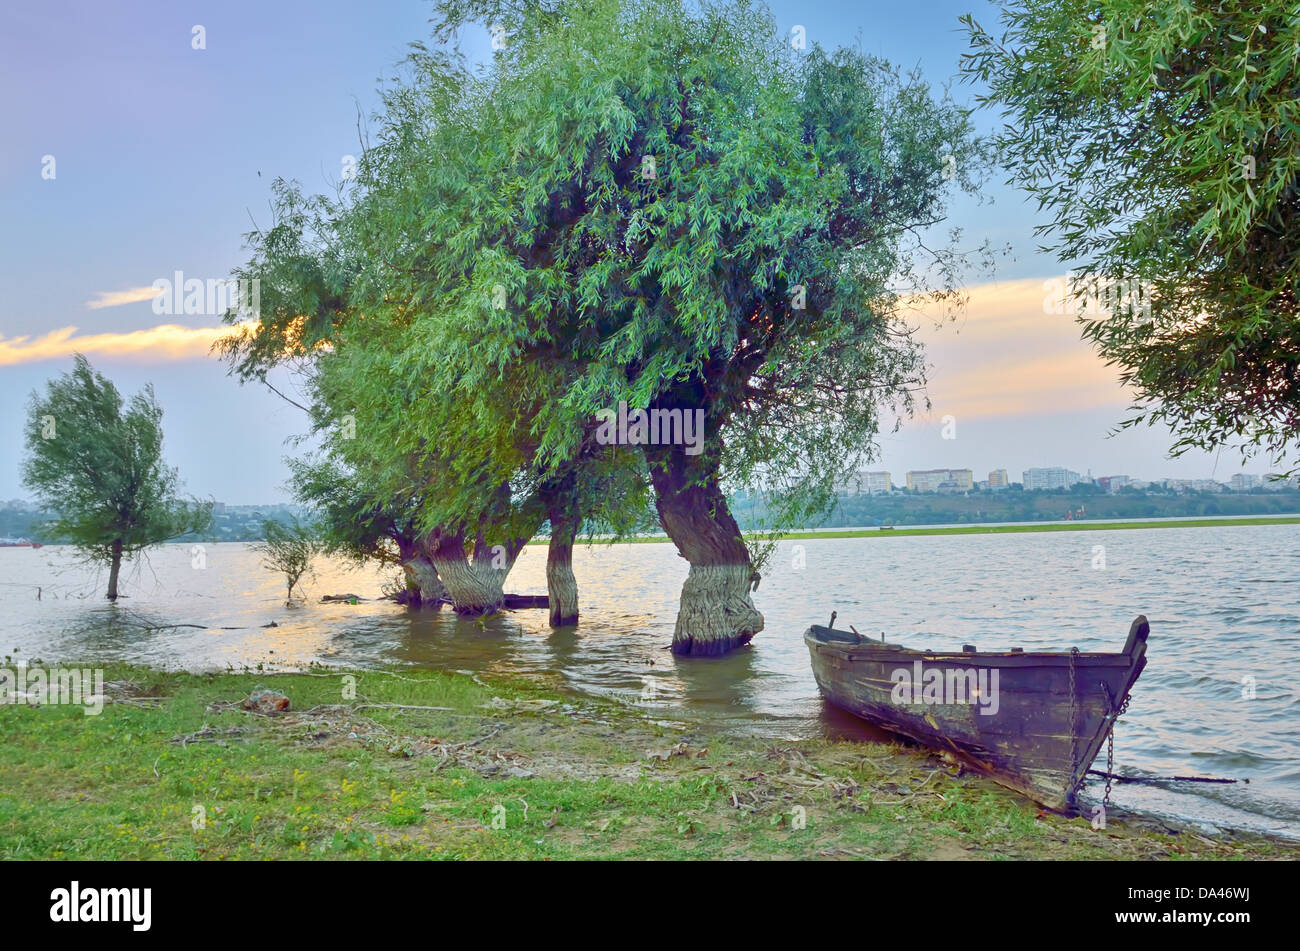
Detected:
left=0, top=324, right=247, bottom=367
left=84, top=286, right=163, bottom=310
left=910, top=276, right=1134, bottom=421
left=4, top=275, right=1127, bottom=423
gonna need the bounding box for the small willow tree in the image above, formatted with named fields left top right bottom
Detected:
left=963, top=0, right=1300, bottom=468
left=252, top=515, right=320, bottom=603
left=21, top=355, right=211, bottom=600
left=288, top=457, right=448, bottom=606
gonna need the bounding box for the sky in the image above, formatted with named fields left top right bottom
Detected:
left=0, top=0, right=1263, bottom=504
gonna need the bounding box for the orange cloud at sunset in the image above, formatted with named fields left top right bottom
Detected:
left=910, top=277, right=1133, bottom=421
left=1, top=277, right=1127, bottom=422
left=0, top=324, right=247, bottom=367
left=84, top=286, right=163, bottom=310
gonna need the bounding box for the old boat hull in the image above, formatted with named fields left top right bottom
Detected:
left=805, top=617, right=1150, bottom=810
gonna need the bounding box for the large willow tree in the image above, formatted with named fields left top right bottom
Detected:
left=395, top=0, right=985, bottom=653
left=224, top=0, right=981, bottom=651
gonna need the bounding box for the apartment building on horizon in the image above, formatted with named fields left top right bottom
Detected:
left=822, top=464, right=1289, bottom=498
left=832, top=470, right=893, bottom=496
left=1022, top=467, right=1085, bottom=491
left=906, top=468, right=974, bottom=493
left=1265, top=474, right=1300, bottom=490
left=1162, top=478, right=1226, bottom=493
left=860, top=471, right=892, bottom=495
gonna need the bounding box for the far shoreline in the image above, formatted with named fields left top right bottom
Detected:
left=572, top=514, right=1300, bottom=545
left=9, top=514, right=1297, bottom=551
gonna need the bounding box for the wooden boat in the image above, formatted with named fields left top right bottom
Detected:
left=805, top=615, right=1150, bottom=810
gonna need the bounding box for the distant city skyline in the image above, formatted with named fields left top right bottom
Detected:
left=837, top=466, right=1292, bottom=496
left=0, top=419, right=1281, bottom=507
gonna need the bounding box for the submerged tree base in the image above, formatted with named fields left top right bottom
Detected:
left=401, top=558, right=447, bottom=608
left=429, top=533, right=527, bottom=615
left=546, top=561, right=579, bottom=627
left=670, top=563, right=763, bottom=657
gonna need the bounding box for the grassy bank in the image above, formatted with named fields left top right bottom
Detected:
left=1, top=665, right=1294, bottom=860
left=747, top=515, right=1300, bottom=541
left=573, top=515, right=1300, bottom=545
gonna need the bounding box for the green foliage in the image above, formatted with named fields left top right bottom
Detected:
left=288, top=456, right=421, bottom=567
left=223, top=0, right=986, bottom=558
left=963, top=0, right=1300, bottom=468
left=250, top=515, right=321, bottom=601
left=216, top=179, right=357, bottom=384
left=361, top=0, right=986, bottom=536
left=20, top=355, right=211, bottom=589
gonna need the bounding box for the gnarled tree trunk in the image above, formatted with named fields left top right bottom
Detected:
left=393, top=536, right=447, bottom=607
left=546, top=512, right=579, bottom=626
left=401, top=556, right=447, bottom=607
left=429, top=530, right=527, bottom=615
left=644, top=443, right=762, bottom=656
left=106, top=538, right=123, bottom=601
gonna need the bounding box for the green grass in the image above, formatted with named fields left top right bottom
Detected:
left=740, top=515, right=1300, bottom=541
left=527, top=515, right=1300, bottom=546
left=2, top=664, right=1295, bottom=860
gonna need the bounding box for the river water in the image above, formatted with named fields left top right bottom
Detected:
left=2, top=523, right=1297, bottom=837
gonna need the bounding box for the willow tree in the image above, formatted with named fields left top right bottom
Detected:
left=21, top=355, right=211, bottom=600
left=963, top=0, right=1300, bottom=467
left=288, top=457, right=448, bottom=605
left=214, top=182, right=455, bottom=604
left=217, top=174, right=650, bottom=620
left=407, top=0, right=985, bottom=653
left=301, top=291, right=653, bottom=621
left=214, top=178, right=516, bottom=615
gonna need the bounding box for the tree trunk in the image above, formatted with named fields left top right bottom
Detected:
left=644, top=444, right=762, bottom=656
left=429, top=531, right=526, bottom=615
left=546, top=513, right=579, bottom=626
left=401, top=556, right=447, bottom=607
left=106, top=538, right=123, bottom=601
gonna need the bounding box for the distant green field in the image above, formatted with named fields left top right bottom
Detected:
left=755, top=515, right=1300, bottom=540
left=581, top=515, right=1300, bottom=544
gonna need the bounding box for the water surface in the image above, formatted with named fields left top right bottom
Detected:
left=2, top=524, right=1297, bottom=837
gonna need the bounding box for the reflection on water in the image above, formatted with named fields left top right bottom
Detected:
left=2, top=524, right=1298, bottom=837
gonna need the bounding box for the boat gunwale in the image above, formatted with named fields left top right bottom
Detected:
left=804, top=631, right=1138, bottom=667
left=809, top=647, right=1138, bottom=666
